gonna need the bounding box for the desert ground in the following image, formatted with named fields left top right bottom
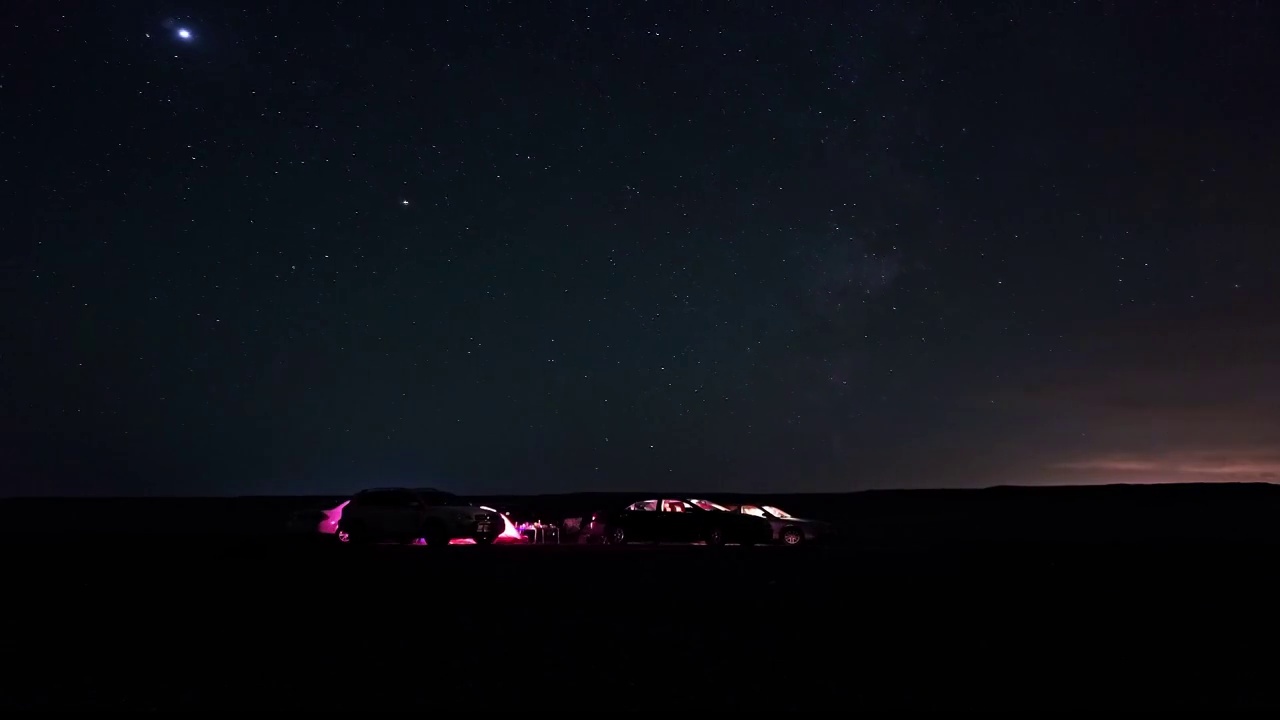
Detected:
left=2, top=484, right=1280, bottom=710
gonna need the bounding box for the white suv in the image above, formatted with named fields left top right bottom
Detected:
left=336, top=488, right=502, bottom=545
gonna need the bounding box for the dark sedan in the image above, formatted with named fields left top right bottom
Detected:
left=729, top=504, right=836, bottom=546
left=594, top=498, right=773, bottom=546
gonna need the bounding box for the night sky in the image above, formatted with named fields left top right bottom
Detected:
left=4, top=2, right=1279, bottom=496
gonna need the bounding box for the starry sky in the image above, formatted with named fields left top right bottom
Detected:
left=3, top=2, right=1279, bottom=496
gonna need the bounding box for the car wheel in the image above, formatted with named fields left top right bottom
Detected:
left=608, top=526, right=627, bottom=545
left=341, top=524, right=370, bottom=544
left=706, top=527, right=726, bottom=546
left=781, top=527, right=805, bottom=546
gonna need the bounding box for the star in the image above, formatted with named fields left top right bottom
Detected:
left=400, top=199, right=410, bottom=206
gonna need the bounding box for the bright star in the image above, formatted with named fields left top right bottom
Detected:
left=177, top=28, right=192, bottom=40
left=401, top=199, right=410, bottom=206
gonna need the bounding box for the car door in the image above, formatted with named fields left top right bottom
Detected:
left=658, top=500, right=699, bottom=542
left=381, top=489, right=424, bottom=537
left=348, top=491, right=394, bottom=535
left=620, top=500, right=659, bottom=540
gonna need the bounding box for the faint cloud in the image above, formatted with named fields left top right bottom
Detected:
left=1052, top=458, right=1163, bottom=473
left=1181, top=461, right=1280, bottom=476
left=1050, top=448, right=1280, bottom=481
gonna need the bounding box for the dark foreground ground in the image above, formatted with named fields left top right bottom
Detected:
left=4, top=538, right=1280, bottom=710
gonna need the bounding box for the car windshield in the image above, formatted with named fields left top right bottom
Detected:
left=688, top=498, right=729, bottom=512
left=738, top=504, right=790, bottom=518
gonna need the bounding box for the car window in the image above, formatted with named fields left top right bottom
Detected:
left=352, top=491, right=391, bottom=506
left=739, top=505, right=768, bottom=518
left=625, top=500, right=658, bottom=511
left=661, top=499, right=693, bottom=512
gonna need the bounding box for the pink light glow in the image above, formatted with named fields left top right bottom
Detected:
left=318, top=501, right=348, bottom=535
left=485, top=506, right=527, bottom=544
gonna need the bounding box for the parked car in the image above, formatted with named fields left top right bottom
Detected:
left=729, top=503, right=836, bottom=546
left=336, top=488, right=503, bottom=545
left=594, top=498, right=772, bottom=546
